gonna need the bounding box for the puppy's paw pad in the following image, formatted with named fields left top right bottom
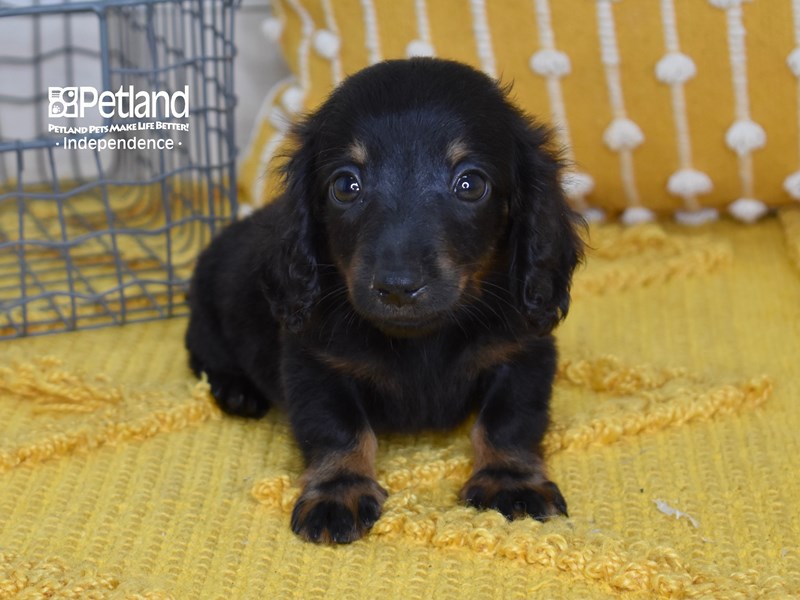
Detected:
left=460, top=468, right=567, bottom=522
left=291, top=475, right=387, bottom=544
left=207, top=371, right=269, bottom=418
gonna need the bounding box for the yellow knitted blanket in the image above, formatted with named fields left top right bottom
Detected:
left=1, top=216, right=798, bottom=599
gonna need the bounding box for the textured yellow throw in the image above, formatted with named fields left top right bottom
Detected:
left=1, top=217, right=798, bottom=599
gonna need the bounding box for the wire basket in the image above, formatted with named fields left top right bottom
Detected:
left=0, top=0, right=240, bottom=338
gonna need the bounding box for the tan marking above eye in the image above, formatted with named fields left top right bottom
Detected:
left=446, top=139, right=471, bottom=165
left=347, top=140, right=368, bottom=165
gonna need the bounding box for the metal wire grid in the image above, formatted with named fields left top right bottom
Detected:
left=0, top=0, right=239, bottom=338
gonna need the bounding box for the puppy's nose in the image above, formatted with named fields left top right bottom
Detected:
left=372, top=273, right=426, bottom=307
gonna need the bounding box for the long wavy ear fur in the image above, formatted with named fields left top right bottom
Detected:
left=509, top=119, right=585, bottom=336
left=259, top=121, right=321, bottom=333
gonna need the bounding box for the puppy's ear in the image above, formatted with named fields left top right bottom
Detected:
left=260, top=122, right=321, bottom=333
left=509, top=119, right=584, bottom=336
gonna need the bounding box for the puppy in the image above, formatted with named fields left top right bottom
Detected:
left=186, top=58, right=584, bottom=544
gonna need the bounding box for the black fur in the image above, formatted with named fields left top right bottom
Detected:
left=186, top=58, right=584, bottom=542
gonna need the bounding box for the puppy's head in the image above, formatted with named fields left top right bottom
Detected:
left=268, top=58, right=583, bottom=337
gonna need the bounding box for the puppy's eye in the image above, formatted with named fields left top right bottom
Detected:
left=453, top=172, right=489, bottom=202
left=330, top=173, right=362, bottom=204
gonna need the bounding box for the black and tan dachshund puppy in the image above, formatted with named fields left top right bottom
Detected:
left=186, top=58, right=584, bottom=543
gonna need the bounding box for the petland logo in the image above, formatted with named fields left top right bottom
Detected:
left=48, top=85, right=189, bottom=119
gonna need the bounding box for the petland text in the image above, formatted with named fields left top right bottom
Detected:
left=48, top=85, right=189, bottom=119
left=48, top=122, right=189, bottom=135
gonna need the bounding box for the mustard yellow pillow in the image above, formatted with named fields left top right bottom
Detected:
left=239, top=0, right=800, bottom=224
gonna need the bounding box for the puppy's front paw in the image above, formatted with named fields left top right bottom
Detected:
left=206, top=371, right=269, bottom=418
left=460, top=467, right=568, bottom=521
left=291, top=474, right=388, bottom=544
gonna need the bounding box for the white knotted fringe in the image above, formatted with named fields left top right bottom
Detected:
left=667, top=169, right=713, bottom=198
left=285, top=0, right=313, bottom=92
left=561, top=171, right=595, bottom=198
left=674, top=208, right=720, bottom=226
left=582, top=207, right=608, bottom=224
left=238, top=203, right=256, bottom=219
left=268, top=105, right=290, bottom=131
left=597, top=0, right=643, bottom=210
left=603, top=118, right=644, bottom=152
left=261, top=16, right=284, bottom=42
left=313, top=29, right=340, bottom=60
left=469, top=0, right=496, bottom=77
left=532, top=0, right=600, bottom=216
left=406, top=40, right=435, bottom=57
left=659, top=0, right=713, bottom=218
left=784, top=171, right=800, bottom=200
left=655, top=52, right=696, bottom=85
left=728, top=198, right=769, bottom=223
left=708, top=0, right=745, bottom=7
left=409, top=0, right=435, bottom=57
left=360, top=0, right=382, bottom=64
left=787, top=47, right=800, bottom=77
left=725, top=120, right=767, bottom=156
left=281, top=86, right=305, bottom=115
left=529, top=49, right=571, bottom=78
left=785, top=1, right=800, bottom=202
left=318, top=0, right=344, bottom=84
left=622, top=206, right=656, bottom=226
left=711, top=0, right=765, bottom=216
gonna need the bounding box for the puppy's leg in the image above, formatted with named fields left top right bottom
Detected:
left=284, top=357, right=387, bottom=543
left=291, top=429, right=387, bottom=544
left=460, top=349, right=568, bottom=521
left=203, top=367, right=270, bottom=419
left=186, top=317, right=270, bottom=419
